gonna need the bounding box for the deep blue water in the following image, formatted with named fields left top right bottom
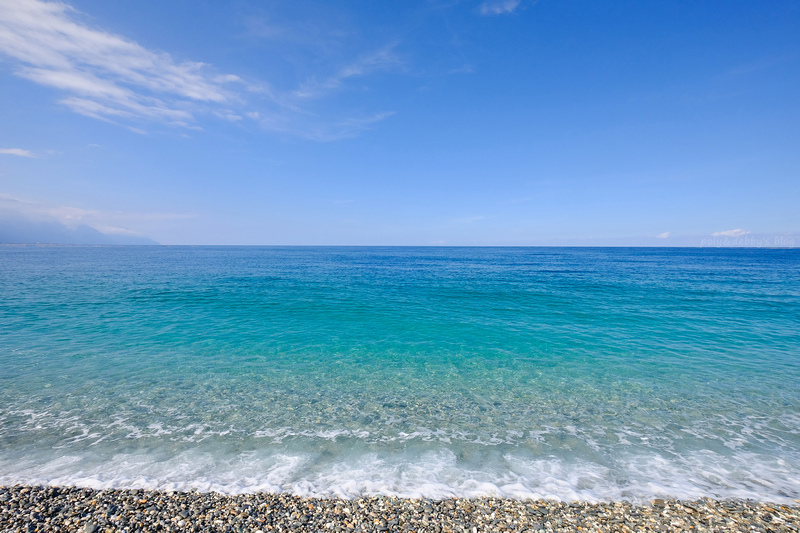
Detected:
left=1, top=246, right=798, bottom=502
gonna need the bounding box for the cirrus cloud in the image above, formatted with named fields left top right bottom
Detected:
left=0, top=0, right=396, bottom=139
left=0, top=0, right=238, bottom=126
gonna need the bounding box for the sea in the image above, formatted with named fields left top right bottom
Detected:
left=1, top=246, right=798, bottom=503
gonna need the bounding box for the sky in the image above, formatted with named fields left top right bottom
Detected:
left=0, top=0, right=798, bottom=245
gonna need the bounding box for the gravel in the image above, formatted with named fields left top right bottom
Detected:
left=1, top=485, right=798, bottom=532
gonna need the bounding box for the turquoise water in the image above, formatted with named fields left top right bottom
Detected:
left=1, top=246, right=798, bottom=502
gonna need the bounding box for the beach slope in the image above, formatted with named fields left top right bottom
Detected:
left=1, top=485, right=798, bottom=532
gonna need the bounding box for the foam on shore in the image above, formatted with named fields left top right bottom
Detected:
left=1, top=444, right=797, bottom=504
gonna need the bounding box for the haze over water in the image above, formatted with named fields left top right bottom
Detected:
left=1, top=246, right=798, bottom=502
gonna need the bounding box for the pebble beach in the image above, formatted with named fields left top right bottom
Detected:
left=1, top=485, right=798, bottom=533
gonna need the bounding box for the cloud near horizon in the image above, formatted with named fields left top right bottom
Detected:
left=0, top=193, right=194, bottom=238
left=0, top=0, right=396, bottom=139
left=712, top=228, right=751, bottom=237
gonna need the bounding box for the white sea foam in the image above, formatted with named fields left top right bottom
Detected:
left=1, top=445, right=797, bottom=503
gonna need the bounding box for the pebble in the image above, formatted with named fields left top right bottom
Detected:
left=0, top=484, right=798, bottom=532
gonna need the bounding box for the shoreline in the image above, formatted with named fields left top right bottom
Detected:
left=1, top=485, right=798, bottom=532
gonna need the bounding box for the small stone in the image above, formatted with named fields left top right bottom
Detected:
left=83, top=523, right=98, bottom=533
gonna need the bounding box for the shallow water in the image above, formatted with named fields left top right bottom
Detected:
left=1, top=246, right=798, bottom=502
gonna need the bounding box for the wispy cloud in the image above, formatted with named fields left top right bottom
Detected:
left=0, top=0, right=395, bottom=139
left=0, top=193, right=195, bottom=236
left=712, top=228, right=750, bottom=237
left=657, top=231, right=671, bottom=239
left=0, top=148, right=36, bottom=157
left=479, top=0, right=521, bottom=15
left=243, top=10, right=350, bottom=50
left=293, top=46, right=401, bottom=99
left=252, top=109, right=395, bottom=142
left=0, top=0, right=238, bottom=126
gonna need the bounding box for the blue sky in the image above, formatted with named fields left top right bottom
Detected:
left=0, top=0, right=798, bottom=245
